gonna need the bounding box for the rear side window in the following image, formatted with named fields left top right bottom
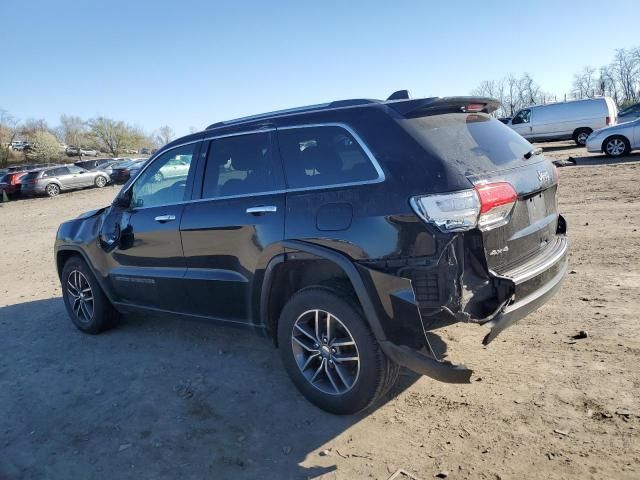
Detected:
left=278, top=126, right=379, bottom=189
left=23, top=172, right=40, bottom=181
left=201, top=131, right=284, bottom=198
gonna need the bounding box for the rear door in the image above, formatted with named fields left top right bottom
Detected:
left=179, top=130, right=286, bottom=323
left=53, top=167, right=74, bottom=189
left=101, top=141, right=201, bottom=311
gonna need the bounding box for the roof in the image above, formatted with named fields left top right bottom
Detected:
left=204, top=91, right=501, bottom=130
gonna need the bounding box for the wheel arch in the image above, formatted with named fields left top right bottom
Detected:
left=601, top=134, right=630, bottom=153
left=55, top=246, right=117, bottom=304
left=260, top=240, right=387, bottom=347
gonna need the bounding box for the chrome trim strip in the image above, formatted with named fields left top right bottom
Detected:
left=501, top=236, right=568, bottom=285
left=127, top=122, right=386, bottom=212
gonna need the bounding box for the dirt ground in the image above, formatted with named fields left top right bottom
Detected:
left=1, top=143, right=639, bottom=480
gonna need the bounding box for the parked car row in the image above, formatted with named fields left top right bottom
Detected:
left=0, top=157, right=149, bottom=199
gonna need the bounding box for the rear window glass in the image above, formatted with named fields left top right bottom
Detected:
left=404, top=113, right=533, bottom=175
left=278, top=126, right=379, bottom=189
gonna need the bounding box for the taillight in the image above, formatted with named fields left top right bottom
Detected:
left=410, top=182, right=517, bottom=233
left=475, top=182, right=517, bottom=230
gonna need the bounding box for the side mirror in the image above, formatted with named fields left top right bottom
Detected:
left=113, top=190, right=131, bottom=209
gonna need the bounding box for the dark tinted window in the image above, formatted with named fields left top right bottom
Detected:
left=202, top=131, right=284, bottom=198
left=23, top=172, right=40, bottom=181
left=67, top=165, right=85, bottom=174
left=511, top=109, right=531, bottom=124
left=278, top=126, right=379, bottom=189
left=405, top=113, right=534, bottom=175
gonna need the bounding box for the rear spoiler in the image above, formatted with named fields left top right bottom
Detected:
left=387, top=96, right=501, bottom=117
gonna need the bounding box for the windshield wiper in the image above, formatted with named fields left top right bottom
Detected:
left=524, top=147, right=543, bottom=160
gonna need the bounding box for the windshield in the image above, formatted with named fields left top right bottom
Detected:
left=403, top=113, right=535, bottom=175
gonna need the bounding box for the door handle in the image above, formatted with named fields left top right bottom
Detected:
left=246, top=205, right=277, bottom=215
left=154, top=214, right=176, bottom=223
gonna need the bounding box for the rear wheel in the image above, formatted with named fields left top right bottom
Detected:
left=277, top=287, right=398, bottom=414
left=61, top=256, right=120, bottom=334
left=46, top=183, right=60, bottom=197
left=603, top=135, right=630, bottom=157
left=94, top=175, right=107, bottom=188
left=573, top=128, right=592, bottom=146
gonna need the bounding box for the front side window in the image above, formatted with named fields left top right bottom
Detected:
left=278, top=126, right=379, bottom=189
left=54, top=167, right=70, bottom=176
left=201, top=131, right=283, bottom=198
left=511, top=109, right=531, bottom=125
left=67, top=165, right=85, bottom=174
left=131, top=143, right=196, bottom=208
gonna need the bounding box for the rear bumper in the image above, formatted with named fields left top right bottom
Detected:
left=358, top=232, right=568, bottom=383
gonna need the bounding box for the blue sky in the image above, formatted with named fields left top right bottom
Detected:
left=1, top=0, right=638, bottom=136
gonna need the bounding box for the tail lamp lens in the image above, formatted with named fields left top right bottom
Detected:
left=410, top=182, right=517, bottom=232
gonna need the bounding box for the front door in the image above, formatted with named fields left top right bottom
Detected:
left=510, top=108, right=533, bottom=139
left=100, top=141, right=201, bottom=311
left=66, top=165, right=93, bottom=187
left=180, top=131, right=286, bottom=323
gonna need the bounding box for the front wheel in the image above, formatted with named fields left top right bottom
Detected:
left=61, top=256, right=120, bottom=334
left=277, top=287, right=399, bottom=414
left=603, top=136, right=630, bottom=157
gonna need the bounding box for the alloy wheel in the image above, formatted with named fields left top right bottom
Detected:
left=46, top=184, right=59, bottom=196
left=291, top=309, right=360, bottom=395
left=96, top=176, right=107, bottom=187
left=67, top=270, right=94, bottom=324
left=606, top=138, right=626, bottom=156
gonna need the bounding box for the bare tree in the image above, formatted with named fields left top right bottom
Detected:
left=0, top=109, right=20, bottom=167
left=59, top=115, right=88, bottom=146
left=471, top=73, right=547, bottom=117
left=572, top=66, right=598, bottom=99
left=611, top=48, right=640, bottom=105
left=155, top=125, right=175, bottom=147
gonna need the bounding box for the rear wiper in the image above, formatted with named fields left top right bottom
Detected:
left=523, top=147, right=543, bottom=160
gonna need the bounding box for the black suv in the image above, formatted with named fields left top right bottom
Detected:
left=55, top=92, right=568, bottom=414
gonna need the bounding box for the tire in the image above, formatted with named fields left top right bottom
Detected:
left=45, top=183, right=60, bottom=197
left=61, top=255, right=120, bottom=334
left=277, top=287, right=399, bottom=414
left=603, top=135, right=630, bottom=157
left=94, top=175, right=107, bottom=188
left=573, top=128, right=592, bottom=146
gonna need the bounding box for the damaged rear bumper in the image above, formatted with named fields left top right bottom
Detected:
left=357, top=234, right=568, bottom=384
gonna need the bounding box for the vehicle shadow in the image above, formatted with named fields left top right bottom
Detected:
left=0, top=298, right=421, bottom=480
left=570, top=151, right=640, bottom=166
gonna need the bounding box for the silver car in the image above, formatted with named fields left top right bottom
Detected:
left=20, top=165, right=110, bottom=197
left=586, top=117, right=640, bottom=157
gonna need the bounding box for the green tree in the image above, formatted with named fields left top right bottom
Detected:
left=27, top=131, right=61, bottom=163
left=88, top=117, right=141, bottom=157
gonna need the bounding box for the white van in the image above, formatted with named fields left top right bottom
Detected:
left=507, top=97, right=618, bottom=146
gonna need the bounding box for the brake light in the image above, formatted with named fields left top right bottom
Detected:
left=475, top=182, right=517, bottom=230
left=410, top=182, right=517, bottom=232
left=462, top=103, right=485, bottom=113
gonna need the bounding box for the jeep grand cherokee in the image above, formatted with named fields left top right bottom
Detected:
left=55, top=91, right=568, bottom=414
